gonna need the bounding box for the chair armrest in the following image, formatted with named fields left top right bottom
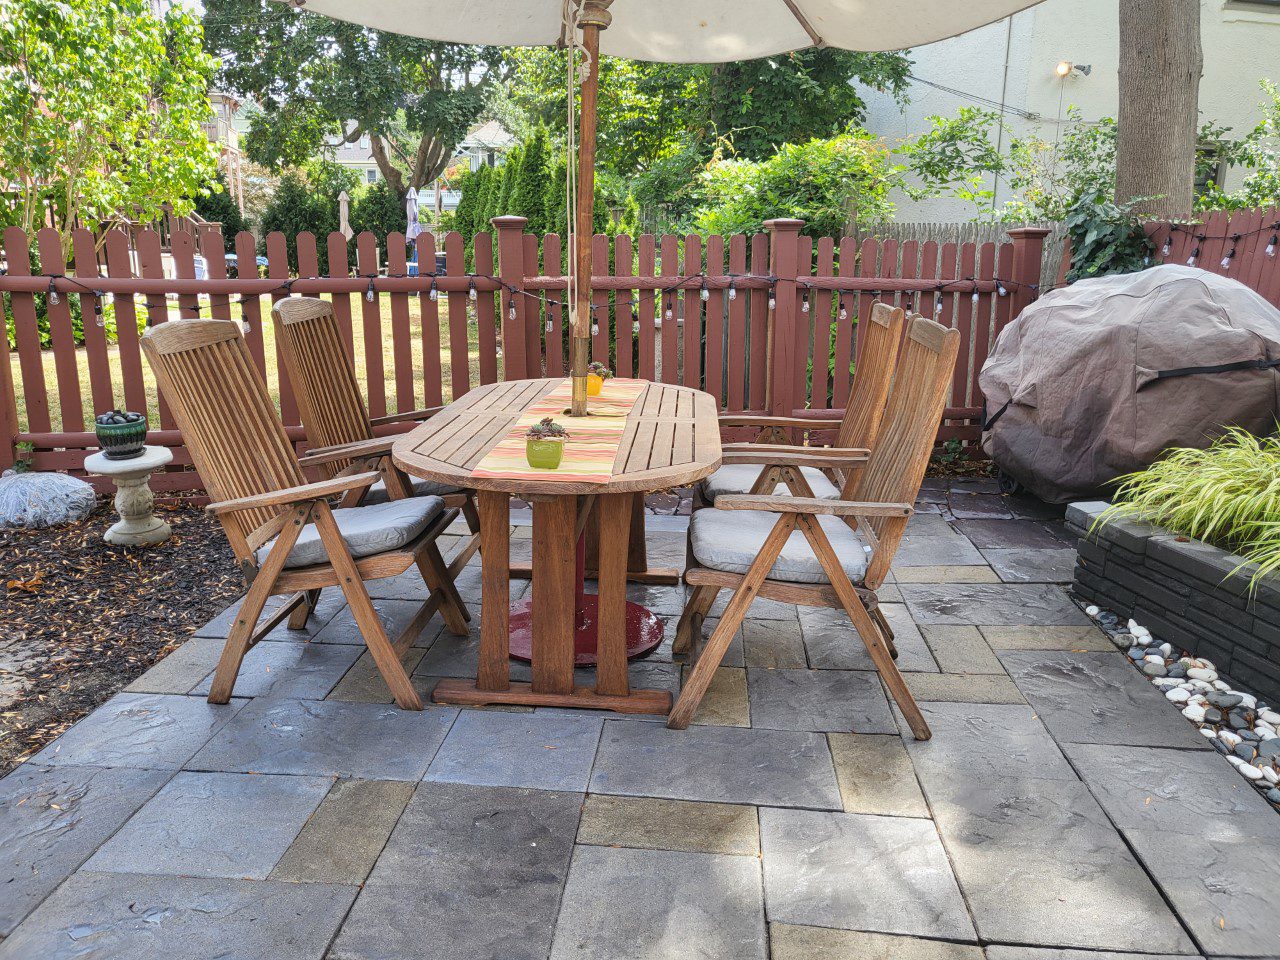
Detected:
left=717, top=414, right=841, bottom=429
left=714, top=495, right=914, bottom=518
left=369, top=406, right=445, bottom=427
left=207, top=471, right=381, bottom=516
left=720, top=445, right=869, bottom=469
left=298, top=435, right=397, bottom=467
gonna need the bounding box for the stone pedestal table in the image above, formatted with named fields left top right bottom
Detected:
left=83, top=445, right=174, bottom=546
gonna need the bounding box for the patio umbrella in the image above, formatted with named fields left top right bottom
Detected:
left=285, top=0, right=1043, bottom=414
left=338, top=189, right=353, bottom=241
left=405, top=190, right=423, bottom=244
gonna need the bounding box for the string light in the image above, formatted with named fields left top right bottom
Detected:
left=997, top=282, right=1008, bottom=297
left=838, top=297, right=848, bottom=321
left=767, top=286, right=777, bottom=311
left=934, top=300, right=943, bottom=318
left=468, top=278, right=477, bottom=301
left=727, top=281, right=736, bottom=301
left=699, top=279, right=709, bottom=302
left=800, top=296, right=809, bottom=314
left=1221, top=248, right=1236, bottom=270
left=365, top=277, right=376, bottom=302
left=508, top=302, right=517, bottom=321
left=1187, top=245, right=1200, bottom=267
left=971, top=289, right=980, bottom=304
left=1162, top=238, right=1172, bottom=257
left=428, top=278, right=438, bottom=302
left=47, top=277, right=59, bottom=306
left=1268, top=234, right=1277, bottom=258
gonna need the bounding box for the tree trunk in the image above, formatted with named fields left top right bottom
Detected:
left=1114, top=0, right=1202, bottom=218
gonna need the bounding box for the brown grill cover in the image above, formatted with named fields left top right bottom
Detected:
left=980, top=265, right=1280, bottom=503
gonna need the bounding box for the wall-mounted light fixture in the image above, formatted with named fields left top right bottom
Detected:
left=1055, top=60, right=1092, bottom=77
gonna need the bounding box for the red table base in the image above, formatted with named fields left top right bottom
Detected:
left=507, top=595, right=665, bottom=665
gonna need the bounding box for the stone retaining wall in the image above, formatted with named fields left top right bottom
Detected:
left=1068, top=501, right=1280, bottom=702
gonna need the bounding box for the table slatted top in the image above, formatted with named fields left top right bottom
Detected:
left=392, top=378, right=723, bottom=495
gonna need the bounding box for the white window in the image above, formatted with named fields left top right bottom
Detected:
left=366, top=168, right=378, bottom=183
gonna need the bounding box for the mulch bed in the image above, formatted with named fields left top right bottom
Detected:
left=0, top=496, right=242, bottom=776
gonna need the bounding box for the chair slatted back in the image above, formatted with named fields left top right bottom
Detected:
left=855, top=315, right=961, bottom=587
left=835, top=302, right=905, bottom=451
left=141, top=319, right=305, bottom=550
left=274, top=297, right=372, bottom=478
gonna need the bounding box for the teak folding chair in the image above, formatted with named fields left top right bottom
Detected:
left=273, top=296, right=482, bottom=584
left=141, top=318, right=470, bottom=711
left=702, top=302, right=906, bottom=504
left=669, top=315, right=961, bottom=739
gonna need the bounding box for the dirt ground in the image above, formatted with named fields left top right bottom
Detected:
left=0, top=496, right=242, bottom=775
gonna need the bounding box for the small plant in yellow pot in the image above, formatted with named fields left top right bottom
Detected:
left=525, top=417, right=569, bottom=470
left=586, top=361, right=613, bottom=396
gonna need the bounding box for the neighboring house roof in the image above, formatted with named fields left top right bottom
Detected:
left=460, top=119, right=515, bottom=152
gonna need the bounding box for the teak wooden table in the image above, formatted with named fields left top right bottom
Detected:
left=392, top=378, right=722, bottom=714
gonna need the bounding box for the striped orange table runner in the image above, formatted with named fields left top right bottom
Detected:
left=469, top=378, right=648, bottom=483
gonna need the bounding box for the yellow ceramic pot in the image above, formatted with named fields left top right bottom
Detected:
left=586, top=373, right=604, bottom=396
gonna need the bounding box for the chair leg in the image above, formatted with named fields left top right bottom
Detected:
left=415, top=540, right=471, bottom=635
left=209, top=503, right=311, bottom=704
left=313, top=503, right=422, bottom=711
left=286, top=589, right=320, bottom=630
left=796, top=515, right=930, bottom=740
left=870, top=605, right=898, bottom=660
left=668, top=516, right=797, bottom=729
left=461, top=492, right=481, bottom=535
left=673, top=584, right=718, bottom=655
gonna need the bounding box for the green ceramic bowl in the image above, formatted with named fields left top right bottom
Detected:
left=94, top=415, right=148, bottom=460
left=525, top=437, right=566, bottom=470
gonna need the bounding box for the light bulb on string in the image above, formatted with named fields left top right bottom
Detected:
left=997, top=282, right=1008, bottom=297
left=48, top=278, right=59, bottom=306
left=699, top=280, right=709, bottom=302
left=801, top=297, right=810, bottom=314
left=1221, top=251, right=1234, bottom=270
left=1162, top=239, right=1172, bottom=256
left=767, top=285, right=776, bottom=311
left=468, top=279, right=477, bottom=301
left=727, top=282, right=736, bottom=301
left=1187, top=247, right=1199, bottom=267
left=1268, top=234, right=1277, bottom=257
left=934, top=300, right=943, bottom=318
left=365, top=277, right=376, bottom=302
left=428, top=278, right=438, bottom=302
left=838, top=298, right=848, bottom=321
left=971, top=289, right=980, bottom=304
left=508, top=302, right=517, bottom=321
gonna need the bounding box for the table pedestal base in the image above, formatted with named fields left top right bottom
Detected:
left=433, top=679, right=673, bottom=715
left=507, top=595, right=665, bottom=665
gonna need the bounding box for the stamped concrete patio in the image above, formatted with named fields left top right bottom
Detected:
left=3, top=478, right=1278, bottom=960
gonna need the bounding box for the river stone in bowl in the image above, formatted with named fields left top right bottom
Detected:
left=0, top=471, right=97, bottom=529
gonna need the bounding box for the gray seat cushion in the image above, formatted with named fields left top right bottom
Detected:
left=690, top=507, right=870, bottom=585
left=257, top=496, right=444, bottom=569
left=361, top=474, right=462, bottom=505
left=700, top=464, right=842, bottom=501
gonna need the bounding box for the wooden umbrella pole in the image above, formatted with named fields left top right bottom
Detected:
left=570, top=1, right=611, bottom=417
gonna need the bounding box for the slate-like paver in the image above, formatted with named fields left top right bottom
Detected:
left=550, top=845, right=767, bottom=960
left=747, top=668, right=896, bottom=733
left=770, top=924, right=984, bottom=960
left=590, top=720, right=842, bottom=808
left=919, top=625, right=1005, bottom=674
left=84, top=770, right=330, bottom=879
left=983, top=548, right=1079, bottom=584
left=900, top=583, right=1091, bottom=626
left=827, top=733, right=929, bottom=818
left=189, top=640, right=362, bottom=700
left=902, top=702, right=1078, bottom=785
left=270, top=778, right=415, bottom=884
left=903, top=672, right=1026, bottom=704
left=690, top=665, right=750, bottom=726
left=0, top=765, right=171, bottom=936
left=985, top=949, right=1197, bottom=960
left=193, top=589, right=345, bottom=640
left=760, top=807, right=974, bottom=941
left=327, top=648, right=427, bottom=703
left=313, top=597, right=440, bottom=646
left=999, top=650, right=1212, bottom=749
left=953, top=519, right=1073, bottom=550
left=923, top=777, right=1195, bottom=953
left=979, top=625, right=1113, bottom=651
left=575, top=794, right=759, bottom=856
left=29, top=692, right=243, bottom=770
left=1124, top=828, right=1280, bottom=957
left=741, top=619, right=808, bottom=667
left=892, top=535, right=987, bottom=567
left=188, top=697, right=458, bottom=781
left=329, top=782, right=579, bottom=960
left=1063, top=742, right=1280, bottom=840
left=124, top=636, right=227, bottom=695
left=425, top=710, right=603, bottom=791
left=799, top=603, right=939, bottom=673
left=0, top=871, right=357, bottom=960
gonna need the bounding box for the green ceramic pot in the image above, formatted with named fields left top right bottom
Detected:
left=525, top=437, right=566, bottom=470
left=94, top=412, right=148, bottom=460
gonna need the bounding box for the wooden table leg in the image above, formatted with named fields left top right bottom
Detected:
left=531, top=496, right=576, bottom=696
left=476, top=490, right=510, bottom=692
left=595, top=492, right=631, bottom=697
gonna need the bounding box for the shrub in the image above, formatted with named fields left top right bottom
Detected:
left=351, top=181, right=408, bottom=243
left=192, top=171, right=250, bottom=250
left=1104, top=427, right=1280, bottom=587
left=257, top=160, right=358, bottom=274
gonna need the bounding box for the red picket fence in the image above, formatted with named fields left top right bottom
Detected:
left=1145, top=206, right=1280, bottom=305
left=0, top=218, right=1048, bottom=491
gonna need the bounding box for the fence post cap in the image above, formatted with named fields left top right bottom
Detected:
left=1006, top=226, right=1053, bottom=240
left=764, top=218, right=804, bottom=233
left=491, top=215, right=529, bottom=229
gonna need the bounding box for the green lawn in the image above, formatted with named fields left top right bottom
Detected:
left=10, top=294, right=488, bottom=434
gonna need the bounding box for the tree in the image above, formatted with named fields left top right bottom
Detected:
left=203, top=0, right=506, bottom=201
left=350, top=180, right=407, bottom=241
left=0, top=0, right=218, bottom=255
left=1115, top=0, right=1203, bottom=218
left=257, top=161, right=359, bottom=273
left=511, top=128, right=549, bottom=233
left=193, top=171, right=250, bottom=249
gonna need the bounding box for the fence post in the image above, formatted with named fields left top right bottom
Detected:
left=1006, top=227, right=1051, bottom=324
left=493, top=216, right=531, bottom=380
left=764, top=218, right=803, bottom=415
left=0, top=319, right=16, bottom=473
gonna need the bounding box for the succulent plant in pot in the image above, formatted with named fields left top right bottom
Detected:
left=587, top=361, right=613, bottom=396
left=94, top=410, right=148, bottom=460
left=525, top=417, right=569, bottom=470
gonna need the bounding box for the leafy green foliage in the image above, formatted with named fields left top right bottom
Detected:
left=1104, top=427, right=1280, bottom=588
left=257, top=161, right=359, bottom=273
left=203, top=0, right=505, bottom=197
left=694, top=130, right=901, bottom=238
left=351, top=181, right=407, bottom=242
left=192, top=171, right=250, bottom=250
left=1062, top=189, right=1153, bottom=282
left=0, top=0, right=218, bottom=252
left=1196, top=80, right=1280, bottom=212
left=511, top=128, right=549, bottom=234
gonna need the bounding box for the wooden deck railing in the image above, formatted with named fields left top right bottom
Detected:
left=0, top=218, right=1049, bottom=490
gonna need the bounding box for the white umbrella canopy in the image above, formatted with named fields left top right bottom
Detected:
left=288, top=0, right=1043, bottom=413
left=288, top=0, right=1041, bottom=61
